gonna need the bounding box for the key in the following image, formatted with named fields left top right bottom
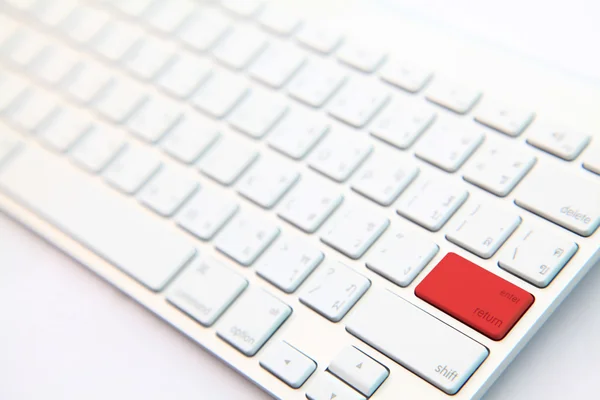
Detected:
left=90, top=21, right=143, bottom=62
left=346, top=289, right=489, bottom=394
left=499, top=227, right=579, bottom=288
left=267, top=111, right=329, bottom=160
left=328, top=79, right=390, bottom=128
left=1, top=29, right=46, bottom=68
left=112, top=0, right=153, bottom=17
left=296, top=24, right=343, bottom=54
left=143, top=0, right=194, bottom=33
left=126, top=96, right=183, bottom=143
left=221, top=0, right=264, bottom=17
left=167, top=255, right=248, bottom=326
left=248, top=42, right=306, bottom=88
left=426, top=81, right=482, bottom=114
left=515, top=165, right=600, bottom=236
left=258, top=5, right=302, bottom=36
left=370, top=100, right=436, bottom=150
left=160, top=114, right=220, bottom=164
left=278, top=176, right=343, bottom=233
left=446, top=203, right=522, bottom=259
left=337, top=41, right=386, bottom=73
left=37, top=108, right=92, bottom=153
left=70, top=125, right=125, bottom=173
left=328, top=347, right=389, bottom=397
left=260, top=341, right=316, bottom=388
left=380, top=59, right=433, bottom=93
left=59, top=6, right=109, bottom=44
left=415, top=121, right=484, bottom=172
left=215, top=210, right=280, bottom=266
left=256, top=235, right=324, bottom=293
left=474, top=102, right=535, bottom=137
left=62, top=62, right=113, bottom=105
left=527, top=125, right=591, bottom=161
left=300, top=261, right=370, bottom=322
left=236, top=155, right=299, bottom=209
left=416, top=253, right=534, bottom=340
left=396, top=178, right=469, bottom=231
left=306, top=373, right=365, bottom=400
left=583, top=142, right=600, bottom=175
left=308, top=126, right=372, bottom=182
left=4, top=90, right=58, bottom=133
left=228, top=90, right=288, bottom=139
left=0, top=132, right=20, bottom=166
left=156, top=53, right=212, bottom=98
left=138, top=167, right=198, bottom=217
left=176, top=8, right=231, bottom=52
left=351, top=149, right=419, bottom=206
left=5, top=0, right=37, bottom=11
left=29, top=45, right=79, bottom=86
left=104, top=145, right=162, bottom=194
left=366, top=226, right=438, bottom=287
left=212, top=25, right=267, bottom=70
left=0, top=74, right=28, bottom=113
left=92, top=80, right=147, bottom=123
left=0, top=146, right=196, bottom=291
left=123, top=38, right=174, bottom=81
left=287, top=59, right=347, bottom=108
left=199, top=137, right=258, bottom=186
left=0, top=16, right=17, bottom=45
left=321, top=205, right=389, bottom=259
left=463, top=143, right=536, bottom=197
left=33, top=0, right=77, bottom=27
left=217, top=287, right=291, bottom=356
left=190, top=69, right=249, bottom=118
left=175, top=188, right=238, bottom=241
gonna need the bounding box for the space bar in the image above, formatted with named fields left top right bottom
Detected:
left=0, top=146, right=196, bottom=291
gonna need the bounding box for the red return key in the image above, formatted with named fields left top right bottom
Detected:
left=416, top=253, right=534, bottom=340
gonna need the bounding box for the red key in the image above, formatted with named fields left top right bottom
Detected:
left=415, top=253, right=534, bottom=340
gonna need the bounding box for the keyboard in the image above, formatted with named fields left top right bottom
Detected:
left=0, top=0, right=599, bottom=399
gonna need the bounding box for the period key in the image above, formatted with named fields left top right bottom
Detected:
left=415, top=253, right=534, bottom=340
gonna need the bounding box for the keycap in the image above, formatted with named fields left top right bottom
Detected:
left=176, top=8, right=231, bottom=52
left=249, top=42, right=305, bottom=88
left=217, top=287, right=291, bottom=356
left=370, top=100, right=436, bottom=150
left=199, top=137, right=258, bottom=186
left=69, top=125, right=126, bottom=173
left=416, top=253, right=534, bottom=340
left=228, top=90, right=288, bottom=139
left=167, top=255, right=248, bottom=326
left=256, top=235, right=324, bottom=293
left=160, top=114, right=220, bottom=164
left=62, top=62, right=113, bottom=104
left=112, top=0, right=154, bottom=17
left=583, top=142, right=600, bottom=175
left=351, top=149, right=419, bottom=206
left=258, top=5, right=302, bottom=36
left=337, top=41, right=386, bottom=73
left=37, top=108, right=92, bottom=153
left=499, top=227, right=578, bottom=288
left=321, top=205, right=389, bottom=259
left=515, top=165, right=600, bottom=236
left=267, top=111, right=329, bottom=160
left=5, top=0, right=37, bottom=12
left=221, top=0, right=264, bottom=17
left=212, top=25, right=267, bottom=70
left=236, top=155, right=300, bottom=209
left=0, top=74, right=28, bottom=113
left=426, top=81, right=482, bottom=114
left=446, top=203, right=522, bottom=259
left=308, top=126, right=373, bottom=182
left=33, top=0, right=77, bottom=27
left=415, top=121, right=484, bottom=172
left=380, top=59, right=433, bottom=93
left=397, top=178, right=469, bottom=231
left=104, top=145, right=162, bottom=194
left=474, top=103, right=535, bottom=137
left=126, top=96, right=183, bottom=143
left=463, top=142, right=537, bottom=197
left=156, top=53, right=212, bottom=98
left=0, top=146, right=196, bottom=291
left=306, top=373, right=365, bottom=400
left=143, top=0, right=194, bottom=33
left=59, top=6, right=109, bottom=44
left=0, top=132, right=20, bottom=166
left=296, top=24, right=343, bottom=54
left=138, top=167, right=198, bottom=217
left=29, top=45, right=79, bottom=85
left=176, top=188, right=239, bottom=241
left=92, top=80, right=147, bottom=123
left=328, top=79, right=390, bottom=128
left=123, top=39, right=174, bottom=81
left=328, top=346, right=389, bottom=397
left=1, top=29, right=46, bottom=68
left=300, top=261, right=370, bottom=322
left=526, top=126, right=591, bottom=161
left=287, top=59, right=347, bottom=107
left=346, top=289, right=489, bottom=395
left=366, top=227, right=439, bottom=287
left=278, top=176, right=343, bottom=233
left=260, top=341, right=316, bottom=388
left=0, top=15, right=17, bottom=45
left=215, top=210, right=280, bottom=266
left=190, top=70, right=249, bottom=118
left=4, top=90, right=58, bottom=133
left=90, top=21, right=143, bottom=62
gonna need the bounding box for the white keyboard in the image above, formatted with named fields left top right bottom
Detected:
left=0, top=0, right=599, bottom=399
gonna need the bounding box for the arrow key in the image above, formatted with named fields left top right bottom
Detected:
left=306, top=373, right=366, bottom=400
left=328, top=346, right=389, bottom=397
left=260, top=341, right=316, bottom=388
